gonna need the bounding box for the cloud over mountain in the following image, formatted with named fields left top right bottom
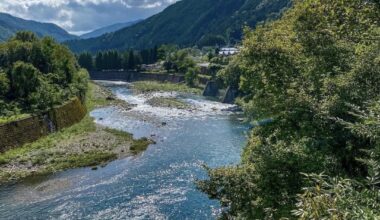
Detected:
left=0, top=0, right=177, bottom=34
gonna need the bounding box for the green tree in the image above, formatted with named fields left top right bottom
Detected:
left=0, top=31, right=89, bottom=116
left=10, top=61, right=40, bottom=98
left=128, top=50, right=135, bottom=70
left=294, top=101, right=380, bottom=219
left=199, top=0, right=380, bottom=218
left=0, top=72, right=10, bottom=97
left=185, top=67, right=199, bottom=87
left=11, top=31, right=38, bottom=42
left=95, top=52, right=104, bottom=71
left=78, top=52, right=94, bottom=71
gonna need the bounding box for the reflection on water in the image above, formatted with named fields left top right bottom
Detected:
left=0, top=81, right=249, bottom=220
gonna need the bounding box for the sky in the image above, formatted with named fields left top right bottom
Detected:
left=0, top=0, right=178, bottom=35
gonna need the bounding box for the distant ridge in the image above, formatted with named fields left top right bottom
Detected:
left=80, top=20, right=142, bottom=39
left=0, top=12, right=78, bottom=42
left=66, top=0, right=291, bottom=52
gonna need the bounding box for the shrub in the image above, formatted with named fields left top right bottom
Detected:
left=185, top=67, right=199, bottom=87
left=0, top=72, right=9, bottom=97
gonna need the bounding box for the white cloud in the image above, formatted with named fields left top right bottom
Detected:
left=0, top=0, right=178, bottom=34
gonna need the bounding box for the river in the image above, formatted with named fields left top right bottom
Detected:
left=0, top=81, right=249, bottom=220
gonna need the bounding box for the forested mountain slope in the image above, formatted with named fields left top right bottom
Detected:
left=0, top=13, right=77, bottom=42
left=66, top=0, right=291, bottom=52
left=80, top=20, right=142, bottom=39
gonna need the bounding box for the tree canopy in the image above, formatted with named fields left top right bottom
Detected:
left=198, top=0, right=380, bottom=218
left=0, top=31, right=88, bottom=118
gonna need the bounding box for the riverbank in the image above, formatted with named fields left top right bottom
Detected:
left=132, top=81, right=202, bottom=94
left=0, top=82, right=152, bottom=185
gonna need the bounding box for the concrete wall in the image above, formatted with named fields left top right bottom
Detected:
left=0, top=97, right=86, bottom=152
left=203, top=81, right=219, bottom=97
left=222, top=86, right=239, bottom=104
left=90, top=71, right=185, bottom=83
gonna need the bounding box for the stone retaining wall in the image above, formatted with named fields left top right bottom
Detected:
left=89, top=71, right=185, bottom=83
left=0, top=97, right=86, bottom=152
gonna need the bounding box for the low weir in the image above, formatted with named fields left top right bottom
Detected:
left=89, top=71, right=238, bottom=104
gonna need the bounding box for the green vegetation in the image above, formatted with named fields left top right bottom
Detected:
left=0, top=13, right=77, bottom=42
left=185, top=68, right=199, bottom=87
left=0, top=82, right=151, bottom=184
left=0, top=31, right=88, bottom=120
left=132, top=81, right=202, bottom=94
left=0, top=114, right=30, bottom=124
left=198, top=0, right=380, bottom=219
left=130, top=138, right=153, bottom=155
left=66, top=0, right=290, bottom=52
left=77, top=47, right=159, bottom=71
left=146, top=97, right=190, bottom=109
left=162, top=48, right=197, bottom=73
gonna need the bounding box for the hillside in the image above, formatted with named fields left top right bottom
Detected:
left=66, top=0, right=291, bottom=52
left=0, top=13, right=77, bottom=42
left=80, top=20, right=142, bottom=39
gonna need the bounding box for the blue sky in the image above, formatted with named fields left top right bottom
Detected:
left=0, top=0, right=178, bottom=35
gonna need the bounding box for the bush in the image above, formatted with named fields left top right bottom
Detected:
left=185, top=67, right=199, bottom=87
left=0, top=72, right=10, bottom=97
left=10, top=61, right=40, bottom=98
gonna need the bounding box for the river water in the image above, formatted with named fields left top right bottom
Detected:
left=0, top=81, right=249, bottom=220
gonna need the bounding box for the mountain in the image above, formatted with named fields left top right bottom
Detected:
left=0, top=13, right=77, bottom=42
left=80, top=20, right=142, bottom=39
left=66, top=0, right=291, bottom=52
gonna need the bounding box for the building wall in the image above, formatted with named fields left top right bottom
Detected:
left=0, top=97, right=86, bottom=152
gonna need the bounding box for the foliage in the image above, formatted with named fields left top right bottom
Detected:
left=294, top=102, right=380, bottom=219
left=77, top=52, right=94, bottom=71
left=0, top=71, right=10, bottom=97
left=197, top=34, right=226, bottom=47
left=217, top=58, right=242, bottom=89
left=199, top=0, right=380, bottom=218
left=81, top=47, right=158, bottom=71
left=0, top=31, right=88, bottom=118
left=162, top=48, right=196, bottom=74
left=66, top=0, right=291, bottom=52
left=185, top=67, right=200, bottom=87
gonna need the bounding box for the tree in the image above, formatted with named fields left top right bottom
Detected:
left=10, top=61, right=40, bottom=99
left=127, top=50, right=135, bottom=70
left=0, top=72, right=10, bottom=97
left=95, top=52, right=104, bottom=71
left=294, top=101, right=380, bottom=219
left=78, top=52, right=94, bottom=71
left=11, top=31, right=38, bottom=42
left=199, top=0, right=380, bottom=218
left=185, top=67, right=199, bottom=87
left=217, top=60, right=241, bottom=88
left=197, top=34, right=226, bottom=47
left=163, top=60, right=174, bottom=73
left=0, top=31, right=89, bottom=116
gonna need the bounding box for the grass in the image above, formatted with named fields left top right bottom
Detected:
left=132, top=81, right=202, bottom=94
left=0, top=82, right=152, bottom=184
left=198, top=74, right=212, bottom=80
left=130, top=138, right=152, bottom=155
left=146, top=97, right=190, bottom=109
left=0, top=114, right=31, bottom=125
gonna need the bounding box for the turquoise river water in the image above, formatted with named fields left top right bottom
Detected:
left=0, top=81, right=249, bottom=220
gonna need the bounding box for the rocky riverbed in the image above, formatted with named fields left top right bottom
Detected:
left=0, top=83, right=152, bottom=184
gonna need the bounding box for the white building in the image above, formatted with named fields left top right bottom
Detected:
left=219, top=47, right=239, bottom=56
